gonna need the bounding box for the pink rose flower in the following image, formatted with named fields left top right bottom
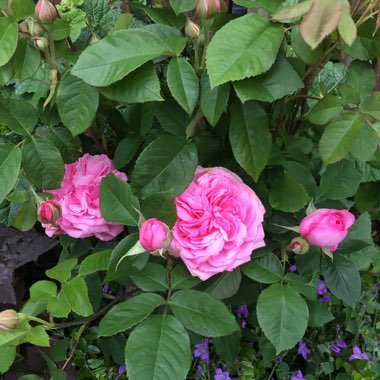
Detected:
left=42, top=154, right=127, bottom=241
left=139, top=218, right=169, bottom=252
left=299, top=209, right=355, bottom=251
left=170, top=166, right=266, bottom=281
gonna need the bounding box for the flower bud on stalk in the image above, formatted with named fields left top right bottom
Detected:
left=33, top=37, right=49, bottom=51
left=185, top=19, right=200, bottom=39
left=35, top=0, right=58, bottom=24
left=0, top=310, right=19, bottom=331
left=290, top=237, right=309, bottom=255
left=26, top=17, right=45, bottom=37
left=38, top=200, right=61, bottom=224
left=196, top=0, right=222, bottom=19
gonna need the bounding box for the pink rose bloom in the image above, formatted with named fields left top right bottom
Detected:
left=299, top=209, right=355, bottom=251
left=42, top=154, right=127, bottom=241
left=139, top=218, right=169, bottom=251
left=170, top=166, right=266, bottom=281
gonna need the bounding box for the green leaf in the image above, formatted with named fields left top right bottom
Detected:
left=282, top=161, right=316, bottom=197
left=110, top=13, right=133, bottom=33
left=321, top=254, right=361, bottom=308
left=307, top=300, right=335, bottom=327
left=339, top=61, right=375, bottom=104
left=125, top=314, right=191, bottom=380
left=318, top=159, right=361, bottom=200
left=52, top=19, right=70, bottom=40
left=46, top=259, right=77, bottom=284
left=30, top=280, right=57, bottom=302
left=48, top=126, right=80, bottom=163
left=13, top=39, right=40, bottom=81
left=355, top=182, right=380, bottom=219
left=0, top=329, right=29, bottom=347
left=22, top=136, right=64, bottom=190
left=9, top=0, right=34, bottom=20
left=233, top=55, right=303, bottom=103
left=100, top=173, right=140, bottom=226
left=99, top=62, right=163, bottom=104
left=131, top=135, right=198, bottom=199
left=232, top=0, right=282, bottom=13
left=0, top=18, right=18, bottom=66
left=229, top=100, right=271, bottom=181
left=0, top=143, right=22, bottom=204
left=284, top=273, right=317, bottom=300
left=206, top=14, right=284, bottom=88
left=319, top=112, right=366, bottom=164
left=12, top=199, right=36, bottom=231
left=79, top=250, right=112, bottom=276
left=98, top=293, right=164, bottom=337
left=46, top=293, right=71, bottom=318
left=338, top=0, right=357, bottom=47
left=272, top=0, right=313, bottom=22
left=141, top=190, right=177, bottom=227
left=171, top=265, right=200, bottom=290
left=26, top=326, right=50, bottom=347
left=154, top=99, right=189, bottom=136
left=57, top=71, right=99, bottom=137
left=213, top=330, right=242, bottom=366
left=299, top=0, right=343, bottom=49
left=242, top=253, right=283, bottom=284
left=362, top=92, right=380, bottom=120
left=167, top=57, right=199, bottom=115
left=169, top=289, right=239, bottom=337
left=257, top=284, right=309, bottom=354
left=0, top=346, right=16, bottom=374
left=291, top=26, right=323, bottom=64
left=0, top=98, right=37, bottom=135
left=269, top=172, right=309, bottom=212
left=170, top=0, right=196, bottom=15
left=307, top=94, right=342, bottom=125
left=350, top=125, right=378, bottom=163
left=205, top=270, right=241, bottom=300
left=200, top=72, right=229, bottom=127
left=62, top=277, right=93, bottom=317
left=113, top=136, right=141, bottom=169
left=130, top=263, right=169, bottom=292
left=71, top=29, right=168, bottom=87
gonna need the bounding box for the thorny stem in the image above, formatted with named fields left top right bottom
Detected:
left=43, top=26, right=58, bottom=109
left=62, top=323, right=86, bottom=370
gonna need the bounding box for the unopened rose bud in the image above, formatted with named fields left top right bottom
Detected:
left=38, top=200, right=61, bottom=224
left=185, top=19, right=200, bottom=39
left=33, top=37, right=49, bottom=51
left=0, top=310, right=19, bottom=331
left=26, top=17, right=45, bottom=37
left=18, top=21, right=29, bottom=36
left=290, top=237, right=309, bottom=255
left=139, top=218, right=171, bottom=252
left=196, top=0, right=222, bottom=19
left=35, top=0, right=58, bottom=24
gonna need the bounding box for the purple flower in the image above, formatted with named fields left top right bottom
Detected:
left=319, top=295, right=331, bottom=303
left=349, top=346, right=369, bottom=361
left=336, top=339, right=347, bottom=348
left=330, top=344, right=341, bottom=355
left=289, top=265, right=297, bottom=272
left=318, top=279, right=328, bottom=295
left=193, top=338, right=210, bottom=363
left=298, top=340, right=311, bottom=360
left=102, top=284, right=112, bottom=295
left=197, top=365, right=204, bottom=373
left=237, top=304, right=248, bottom=329
left=291, top=370, right=306, bottom=380
left=118, top=364, right=126, bottom=375
left=214, top=368, right=232, bottom=380
left=330, top=339, right=347, bottom=355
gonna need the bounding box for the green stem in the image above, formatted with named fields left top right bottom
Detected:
left=43, top=26, right=58, bottom=109
left=194, top=39, right=200, bottom=72
left=200, top=23, right=210, bottom=69
left=186, top=108, right=204, bottom=140
left=24, top=315, right=55, bottom=329
left=62, top=323, right=87, bottom=370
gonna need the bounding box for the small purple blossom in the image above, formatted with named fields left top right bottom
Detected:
left=319, top=295, right=331, bottom=303
left=298, top=340, right=311, bottom=360
left=330, top=344, right=341, bottom=355
left=214, top=368, right=232, bottom=380
left=349, top=346, right=369, bottom=361
left=336, top=339, right=347, bottom=349
left=118, top=364, right=126, bottom=375
left=237, top=304, right=248, bottom=329
left=197, top=365, right=204, bottom=374
left=193, top=338, right=210, bottom=363
left=102, top=284, right=112, bottom=295
left=330, top=339, right=347, bottom=355
left=318, top=279, right=328, bottom=295
left=291, top=370, right=306, bottom=380
left=289, top=265, right=297, bottom=272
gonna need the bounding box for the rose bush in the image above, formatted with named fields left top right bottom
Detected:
left=0, top=0, right=379, bottom=379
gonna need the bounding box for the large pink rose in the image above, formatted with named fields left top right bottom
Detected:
left=42, top=154, right=127, bottom=241
left=299, top=209, right=355, bottom=251
left=170, top=166, right=266, bottom=281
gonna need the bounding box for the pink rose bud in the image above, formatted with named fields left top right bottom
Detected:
left=290, top=237, right=309, bottom=255
left=196, top=0, right=222, bottom=19
left=33, top=37, right=49, bottom=51
left=35, top=0, right=58, bottom=24
left=38, top=200, right=61, bottom=224
left=299, top=209, right=355, bottom=252
left=0, top=310, right=19, bottom=331
left=185, top=19, right=200, bottom=39
left=139, top=218, right=170, bottom=252
left=26, top=17, right=45, bottom=37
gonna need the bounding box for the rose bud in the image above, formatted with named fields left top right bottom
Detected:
left=196, top=0, right=222, bottom=19
left=185, top=19, right=200, bottom=39
left=290, top=237, right=309, bottom=255
left=33, top=36, right=49, bottom=51
left=26, top=17, right=45, bottom=37
left=38, top=200, right=61, bottom=224
left=139, top=218, right=170, bottom=252
left=0, top=310, right=19, bottom=331
left=300, top=208, right=355, bottom=252
left=35, top=0, right=58, bottom=24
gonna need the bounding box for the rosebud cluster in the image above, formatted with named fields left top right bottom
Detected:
left=196, top=0, right=222, bottom=19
